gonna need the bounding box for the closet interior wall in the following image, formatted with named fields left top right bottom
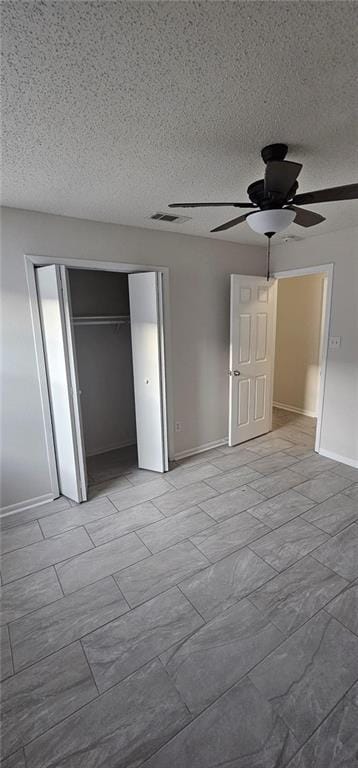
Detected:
left=68, top=269, right=137, bottom=463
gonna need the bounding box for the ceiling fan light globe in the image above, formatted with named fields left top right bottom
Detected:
left=247, top=208, right=295, bottom=234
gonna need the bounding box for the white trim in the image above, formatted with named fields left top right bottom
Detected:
left=175, top=437, right=227, bottom=461
left=86, top=440, right=136, bottom=457
left=157, top=271, right=169, bottom=471
left=319, top=448, right=358, bottom=469
left=273, top=401, right=317, bottom=419
left=272, top=263, right=333, bottom=279
left=271, top=262, right=334, bottom=456
left=25, top=253, right=174, bottom=502
left=316, top=275, right=327, bottom=415
left=270, top=279, right=278, bottom=433
left=26, top=254, right=168, bottom=273
left=0, top=493, right=54, bottom=517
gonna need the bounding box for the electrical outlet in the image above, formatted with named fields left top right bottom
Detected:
left=329, top=336, right=341, bottom=350
left=175, top=421, right=182, bottom=432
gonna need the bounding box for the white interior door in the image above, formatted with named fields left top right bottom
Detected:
left=36, top=265, right=87, bottom=502
left=128, top=272, right=168, bottom=472
left=229, top=274, right=277, bottom=446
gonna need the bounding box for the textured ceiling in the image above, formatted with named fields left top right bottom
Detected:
left=1, top=1, right=357, bottom=244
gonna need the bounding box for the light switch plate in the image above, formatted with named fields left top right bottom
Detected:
left=329, top=336, right=341, bottom=349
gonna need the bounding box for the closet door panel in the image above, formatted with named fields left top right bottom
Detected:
left=60, top=266, right=88, bottom=498
left=128, top=272, right=168, bottom=473
left=36, top=265, right=87, bottom=502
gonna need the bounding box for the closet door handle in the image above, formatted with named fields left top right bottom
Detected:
left=229, top=370, right=240, bottom=376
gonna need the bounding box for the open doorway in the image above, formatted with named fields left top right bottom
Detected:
left=68, top=268, right=138, bottom=489
left=227, top=265, right=332, bottom=454
left=271, top=270, right=329, bottom=454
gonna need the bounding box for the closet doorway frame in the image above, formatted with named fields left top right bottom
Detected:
left=25, top=253, right=174, bottom=500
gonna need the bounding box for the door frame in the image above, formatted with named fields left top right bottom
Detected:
left=271, top=262, right=334, bottom=454
left=25, top=254, right=174, bottom=499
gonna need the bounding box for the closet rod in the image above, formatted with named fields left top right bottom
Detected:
left=72, top=315, right=130, bottom=326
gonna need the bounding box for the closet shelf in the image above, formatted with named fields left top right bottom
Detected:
left=72, top=315, right=130, bottom=326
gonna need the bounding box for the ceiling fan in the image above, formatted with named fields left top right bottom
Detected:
left=168, top=143, right=358, bottom=237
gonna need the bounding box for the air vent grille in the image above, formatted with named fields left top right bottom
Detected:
left=151, top=213, right=178, bottom=222
left=149, top=212, right=191, bottom=224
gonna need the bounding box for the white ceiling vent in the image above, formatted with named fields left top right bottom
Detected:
left=149, top=212, right=191, bottom=224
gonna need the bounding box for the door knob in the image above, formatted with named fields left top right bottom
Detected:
left=233, top=370, right=240, bottom=376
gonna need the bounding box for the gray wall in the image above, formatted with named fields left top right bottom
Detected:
left=272, top=226, right=358, bottom=465
left=1, top=207, right=264, bottom=510
left=68, top=269, right=136, bottom=457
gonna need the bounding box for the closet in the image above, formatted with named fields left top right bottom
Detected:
left=68, top=269, right=137, bottom=485
left=36, top=264, right=168, bottom=503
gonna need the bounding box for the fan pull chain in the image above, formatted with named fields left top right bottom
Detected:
left=265, top=233, right=273, bottom=281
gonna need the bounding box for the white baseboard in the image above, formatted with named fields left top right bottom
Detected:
left=86, top=440, right=136, bottom=458
left=319, top=448, right=358, bottom=469
left=0, top=493, right=54, bottom=518
left=174, top=437, right=228, bottom=461
left=273, top=401, right=317, bottom=419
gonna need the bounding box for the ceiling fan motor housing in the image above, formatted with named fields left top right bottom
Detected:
left=247, top=178, right=298, bottom=209
left=261, top=143, right=288, bottom=164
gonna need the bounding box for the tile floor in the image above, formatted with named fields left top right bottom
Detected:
left=1, top=409, right=358, bottom=767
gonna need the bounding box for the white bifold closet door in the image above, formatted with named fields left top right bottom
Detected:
left=128, top=272, right=169, bottom=473
left=36, top=265, right=87, bottom=503
left=229, top=274, right=276, bottom=446
left=37, top=266, right=168, bottom=503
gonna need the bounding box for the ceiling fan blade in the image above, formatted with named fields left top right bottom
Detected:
left=211, top=213, right=249, bottom=232
left=168, top=202, right=256, bottom=208
left=292, top=183, right=358, bottom=205
left=288, top=205, right=326, bottom=228
left=264, top=161, right=303, bottom=198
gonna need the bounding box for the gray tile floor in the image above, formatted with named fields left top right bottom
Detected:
left=1, top=408, right=358, bottom=767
